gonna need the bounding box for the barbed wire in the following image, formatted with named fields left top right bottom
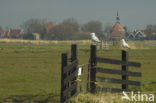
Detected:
left=78, top=63, right=90, bottom=67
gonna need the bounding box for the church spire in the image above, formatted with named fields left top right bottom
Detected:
left=116, top=10, right=120, bottom=23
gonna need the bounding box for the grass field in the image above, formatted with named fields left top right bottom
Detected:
left=0, top=40, right=156, bottom=103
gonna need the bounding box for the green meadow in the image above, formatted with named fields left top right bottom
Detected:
left=0, top=41, right=155, bottom=102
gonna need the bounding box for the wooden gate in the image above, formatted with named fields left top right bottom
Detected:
left=60, top=44, right=78, bottom=103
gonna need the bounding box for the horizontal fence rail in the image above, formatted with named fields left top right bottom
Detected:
left=95, top=67, right=141, bottom=77
left=96, top=57, right=141, bottom=68
left=96, top=77, right=141, bottom=86
left=96, top=86, right=122, bottom=92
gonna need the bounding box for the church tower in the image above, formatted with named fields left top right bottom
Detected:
left=110, top=11, right=125, bottom=40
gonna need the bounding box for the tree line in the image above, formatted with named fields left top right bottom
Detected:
left=0, top=18, right=156, bottom=40
left=20, top=18, right=107, bottom=40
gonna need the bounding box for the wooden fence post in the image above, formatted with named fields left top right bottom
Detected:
left=87, top=64, right=90, bottom=92
left=122, top=50, right=128, bottom=91
left=60, top=53, right=68, bottom=103
left=71, top=44, right=77, bottom=61
left=100, top=40, right=103, bottom=50
left=71, top=44, right=78, bottom=96
left=90, top=45, right=96, bottom=93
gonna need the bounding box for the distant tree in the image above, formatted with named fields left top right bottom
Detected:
left=45, top=22, right=55, bottom=40
left=123, top=26, right=128, bottom=32
left=21, top=18, right=49, bottom=40
left=4, top=27, right=9, bottom=31
left=102, top=24, right=112, bottom=40
left=123, top=25, right=130, bottom=37
left=0, top=25, right=3, bottom=37
left=73, top=32, right=90, bottom=40
left=146, top=24, right=156, bottom=35
left=104, top=24, right=112, bottom=33
left=46, top=22, right=54, bottom=34
left=52, top=18, right=80, bottom=40
left=0, top=25, right=2, bottom=30
left=104, top=24, right=112, bottom=36
left=82, top=20, right=103, bottom=37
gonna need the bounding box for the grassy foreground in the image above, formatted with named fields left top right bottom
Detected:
left=0, top=40, right=155, bottom=102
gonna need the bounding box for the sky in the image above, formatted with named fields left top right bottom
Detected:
left=0, top=0, right=156, bottom=31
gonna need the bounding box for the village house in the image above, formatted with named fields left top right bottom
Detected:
left=0, top=29, right=4, bottom=37
left=127, top=29, right=155, bottom=40
left=110, top=12, right=156, bottom=40
left=22, top=33, right=41, bottom=40
left=1, top=29, right=24, bottom=38
left=134, top=30, right=146, bottom=39
left=127, top=33, right=135, bottom=39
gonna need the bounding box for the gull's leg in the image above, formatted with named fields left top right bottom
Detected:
left=91, top=40, right=94, bottom=45
left=121, top=47, right=126, bottom=51
left=124, top=48, right=128, bottom=51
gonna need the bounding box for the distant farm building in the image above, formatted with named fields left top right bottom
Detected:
left=0, top=29, right=4, bottom=37
left=134, top=30, right=146, bottom=39
left=1, top=29, right=24, bottom=38
left=127, top=33, right=135, bottom=39
left=32, top=33, right=40, bottom=40
left=23, top=33, right=40, bottom=40
left=128, top=30, right=151, bottom=40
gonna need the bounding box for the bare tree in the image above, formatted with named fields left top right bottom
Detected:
left=82, top=20, right=103, bottom=37
left=21, top=18, right=49, bottom=39
left=0, top=25, right=2, bottom=30
left=123, top=25, right=130, bottom=37
left=52, top=18, right=80, bottom=40
left=146, top=24, right=156, bottom=35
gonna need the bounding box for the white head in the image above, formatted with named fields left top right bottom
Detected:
left=91, top=32, right=95, bottom=36
left=121, top=39, right=125, bottom=43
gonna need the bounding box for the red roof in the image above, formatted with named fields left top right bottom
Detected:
left=110, top=22, right=125, bottom=38
left=0, top=29, right=3, bottom=34
left=10, top=29, right=22, bottom=35
left=110, top=31, right=121, bottom=37
left=112, top=23, right=125, bottom=32
left=135, top=30, right=150, bottom=36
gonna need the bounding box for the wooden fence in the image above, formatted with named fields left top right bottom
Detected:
left=60, top=44, right=78, bottom=103
left=60, top=44, right=142, bottom=102
left=90, top=45, right=141, bottom=93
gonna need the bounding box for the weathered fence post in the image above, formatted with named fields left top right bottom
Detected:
left=87, top=64, right=90, bottom=92
left=100, top=40, right=103, bottom=50
left=113, top=40, right=115, bottom=46
left=71, top=44, right=77, bottom=61
left=60, top=53, right=68, bottom=103
left=71, top=44, right=78, bottom=96
left=122, top=50, right=128, bottom=91
left=90, top=45, right=96, bottom=93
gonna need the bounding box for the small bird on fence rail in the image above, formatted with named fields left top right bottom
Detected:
left=90, top=33, right=100, bottom=45
left=121, top=39, right=130, bottom=50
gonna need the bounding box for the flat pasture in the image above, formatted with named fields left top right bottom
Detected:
left=0, top=40, right=155, bottom=102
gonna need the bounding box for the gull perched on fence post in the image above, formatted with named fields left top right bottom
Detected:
left=90, top=33, right=100, bottom=45
left=121, top=39, right=130, bottom=50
